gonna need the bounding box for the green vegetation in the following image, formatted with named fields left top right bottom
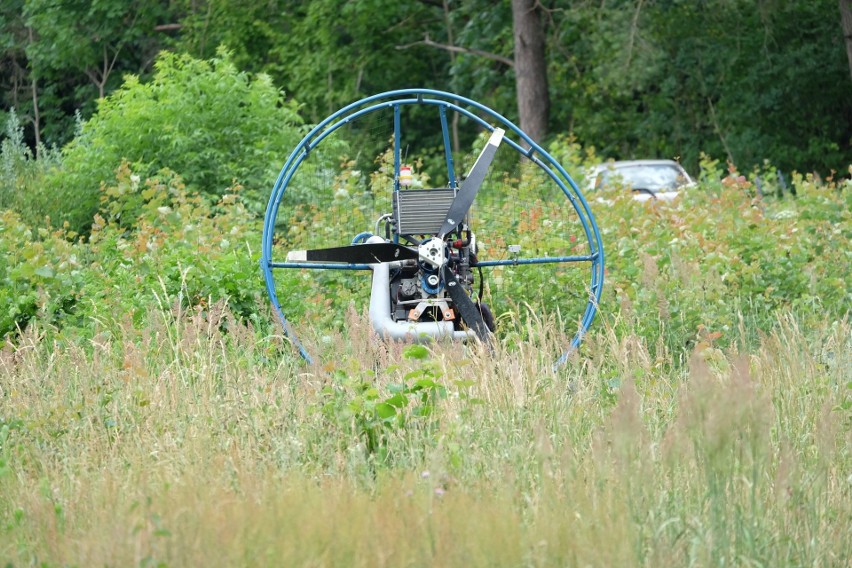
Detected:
left=1, top=123, right=850, bottom=563
left=50, top=49, right=301, bottom=233
left=1, top=4, right=851, bottom=563
left=0, top=291, right=848, bottom=565
left=0, top=161, right=262, bottom=340
left=3, top=1, right=852, bottom=175
left=0, top=109, right=62, bottom=225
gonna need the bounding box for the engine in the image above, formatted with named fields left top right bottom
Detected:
left=362, top=187, right=495, bottom=341
left=387, top=233, right=477, bottom=329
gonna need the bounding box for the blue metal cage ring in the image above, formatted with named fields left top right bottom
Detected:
left=261, top=89, right=604, bottom=366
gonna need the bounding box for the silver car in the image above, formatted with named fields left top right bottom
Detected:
left=585, top=159, right=694, bottom=202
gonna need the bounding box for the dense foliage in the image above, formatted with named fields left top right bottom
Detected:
left=2, top=123, right=849, bottom=365
left=45, top=49, right=301, bottom=233
left=0, top=160, right=263, bottom=340
left=2, top=0, right=851, bottom=176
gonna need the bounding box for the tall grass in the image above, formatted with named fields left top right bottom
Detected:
left=1, top=298, right=848, bottom=566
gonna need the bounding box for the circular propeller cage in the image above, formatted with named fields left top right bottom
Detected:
left=261, top=89, right=604, bottom=366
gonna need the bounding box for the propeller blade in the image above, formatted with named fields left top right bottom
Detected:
left=438, top=128, right=504, bottom=238
left=287, top=242, right=417, bottom=264
left=441, top=264, right=491, bottom=343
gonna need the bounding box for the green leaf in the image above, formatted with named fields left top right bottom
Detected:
left=374, top=403, right=396, bottom=419
left=403, top=344, right=430, bottom=360
left=414, top=378, right=439, bottom=390
left=384, top=393, right=408, bottom=409
left=34, top=266, right=54, bottom=279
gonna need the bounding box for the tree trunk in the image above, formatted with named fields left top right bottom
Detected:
left=512, top=0, right=549, bottom=144
left=30, top=75, right=41, bottom=153
left=841, top=0, right=852, bottom=82
left=27, top=27, right=41, bottom=153
left=442, top=0, right=460, bottom=155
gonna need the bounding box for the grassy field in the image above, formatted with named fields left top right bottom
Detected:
left=1, top=155, right=850, bottom=565
left=1, top=300, right=849, bottom=566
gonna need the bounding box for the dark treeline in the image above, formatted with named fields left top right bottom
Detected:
left=3, top=0, right=852, bottom=177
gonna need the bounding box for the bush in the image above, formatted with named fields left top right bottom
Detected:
left=81, top=162, right=265, bottom=331
left=0, top=161, right=268, bottom=342
left=0, top=210, right=82, bottom=337
left=49, top=47, right=303, bottom=234
left=0, top=110, right=63, bottom=227
left=594, top=159, right=850, bottom=358
left=271, top=151, right=850, bottom=363
left=3, top=131, right=848, bottom=367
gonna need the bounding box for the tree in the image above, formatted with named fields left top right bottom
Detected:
left=0, top=0, right=174, bottom=149
left=396, top=0, right=546, bottom=142
left=512, top=0, right=549, bottom=143
left=545, top=0, right=852, bottom=175
left=24, top=0, right=167, bottom=99
left=841, top=0, right=852, bottom=81
left=3, top=0, right=849, bottom=183
left=0, top=0, right=40, bottom=148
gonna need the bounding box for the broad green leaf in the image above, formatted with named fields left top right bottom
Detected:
left=374, top=403, right=396, bottom=420
left=383, top=393, right=408, bottom=409
left=403, top=344, right=430, bottom=360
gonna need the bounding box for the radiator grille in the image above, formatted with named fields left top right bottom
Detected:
left=393, top=188, right=457, bottom=235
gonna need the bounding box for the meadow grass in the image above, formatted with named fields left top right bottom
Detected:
left=0, top=303, right=849, bottom=567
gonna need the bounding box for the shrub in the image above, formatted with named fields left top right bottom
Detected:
left=0, top=110, right=63, bottom=227
left=594, top=160, right=850, bottom=358
left=270, top=151, right=850, bottom=363
left=82, top=162, right=264, bottom=330
left=0, top=161, right=269, bottom=342
left=49, top=47, right=303, bottom=234
left=0, top=210, right=82, bottom=337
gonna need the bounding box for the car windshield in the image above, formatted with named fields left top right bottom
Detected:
left=597, top=164, right=686, bottom=191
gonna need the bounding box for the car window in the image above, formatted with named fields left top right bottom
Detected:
left=598, top=164, right=687, bottom=191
